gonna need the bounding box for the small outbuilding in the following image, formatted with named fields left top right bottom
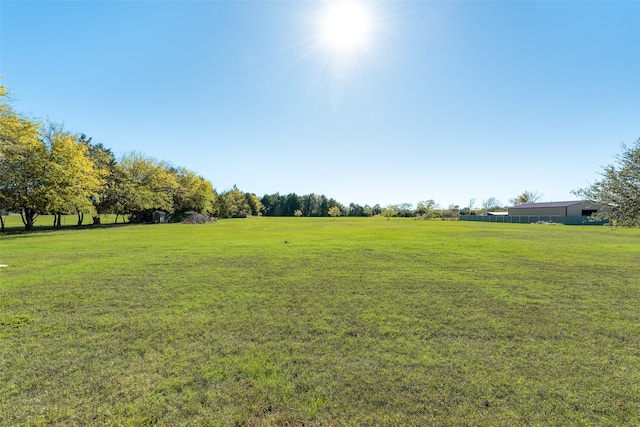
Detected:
left=152, top=210, right=167, bottom=224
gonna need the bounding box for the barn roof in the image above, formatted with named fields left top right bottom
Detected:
left=509, top=200, right=583, bottom=209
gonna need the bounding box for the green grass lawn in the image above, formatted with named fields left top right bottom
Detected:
left=1, top=218, right=639, bottom=426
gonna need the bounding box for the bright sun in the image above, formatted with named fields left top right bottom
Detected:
left=320, top=1, right=372, bottom=52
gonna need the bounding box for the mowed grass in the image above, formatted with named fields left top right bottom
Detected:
left=1, top=218, right=639, bottom=426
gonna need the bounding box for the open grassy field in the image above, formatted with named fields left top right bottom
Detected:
left=1, top=217, right=639, bottom=426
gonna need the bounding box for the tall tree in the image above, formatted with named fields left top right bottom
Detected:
left=318, top=195, right=329, bottom=217
left=574, top=138, right=640, bottom=227
left=482, top=197, right=503, bottom=212
left=382, top=205, right=398, bottom=220
left=81, top=137, right=117, bottom=225
left=172, top=167, right=217, bottom=215
left=459, top=198, right=477, bottom=215
left=416, top=199, right=438, bottom=218
left=396, top=203, right=414, bottom=217
left=0, top=91, right=49, bottom=230
left=441, top=204, right=461, bottom=219
left=217, top=186, right=251, bottom=218
left=328, top=206, right=341, bottom=220
left=244, top=192, right=262, bottom=216
left=44, top=128, right=102, bottom=228
left=260, top=192, right=284, bottom=216
left=347, top=202, right=365, bottom=217
left=364, top=204, right=381, bottom=217
left=284, top=193, right=301, bottom=216
left=116, top=152, right=178, bottom=221
left=510, top=190, right=542, bottom=205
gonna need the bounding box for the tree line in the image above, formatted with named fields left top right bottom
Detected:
left=0, top=85, right=216, bottom=231
left=2, top=83, right=638, bottom=230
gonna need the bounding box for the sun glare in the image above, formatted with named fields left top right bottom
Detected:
left=294, top=0, right=387, bottom=108
left=320, top=1, right=372, bottom=53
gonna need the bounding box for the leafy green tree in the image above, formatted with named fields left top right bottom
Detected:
left=115, top=152, right=178, bottom=221
left=172, top=167, right=216, bottom=215
left=440, top=204, right=461, bottom=219
left=318, top=195, right=329, bottom=217
left=217, top=186, right=251, bottom=218
left=328, top=205, right=341, bottom=220
left=574, top=138, right=640, bottom=227
left=260, top=193, right=284, bottom=216
left=396, top=203, right=414, bottom=217
left=0, top=82, right=6, bottom=231
left=81, top=137, right=118, bottom=225
left=364, top=204, right=381, bottom=217
left=284, top=193, right=301, bottom=216
left=245, top=192, right=262, bottom=216
left=416, top=199, right=439, bottom=218
left=300, top=194, right=315, bottom=216
left=382, top=205, right=398, bottom=220
left=44, top=127, right=102, bottom=228
left=1, top=93, right=102, bottom=230
left=0, top=92, right=49, bottom=230
left=510, top=190, right=542, bottom=205
left=347, top=203, right=365, bottom=217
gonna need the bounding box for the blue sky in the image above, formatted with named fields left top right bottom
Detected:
left=2, top=0, right=638, bottom=209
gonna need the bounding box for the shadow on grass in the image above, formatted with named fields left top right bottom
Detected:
left=0, top=221, right=133, bottom=236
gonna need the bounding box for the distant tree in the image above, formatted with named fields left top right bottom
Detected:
left=255, top=192, right=349, bottom=217
left=326, top=198, right=344, bottom=216
left=318, top=195, right=329, bottom=217
left=328, top=205, right=341, bottom=220
left=294, top=209, right=302, bottom=218
left=260, top=193, right=281, bottom=216
left=382, top=205, right=398, bottom=220
left=510, top=190, right=542, bottom=205
left=284, top=193, right=301, bottom=216
left=574, top=137, right=640, bottom=227
left=440, top=204, right=460, bottom=219
left=459, top=198, right=477, bottom=215
left=396, top=203, right=414, bottom=217
left=347, top=203, right=365, bottom=217
left=217, top=186, right=251, bottom=218
left=300, top=193, right=314, bottom=216
left=245, top=193, right=262, bottom=216
left=416, top=199, right=439, bottom=218
left=459, top=201, right=476, bottom=216
left=482, top=197, right=503, bottom=212
left=364, top=204, right=381, bottom=217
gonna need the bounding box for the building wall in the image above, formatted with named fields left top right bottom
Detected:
left=508, top=206, right=568, bottom=216
left=567, top=202, right=598, bottom=216
left=507, top=201, right=601, bottom=217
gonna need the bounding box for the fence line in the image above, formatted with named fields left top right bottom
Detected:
left=459, top=215, right=607, bottom=225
